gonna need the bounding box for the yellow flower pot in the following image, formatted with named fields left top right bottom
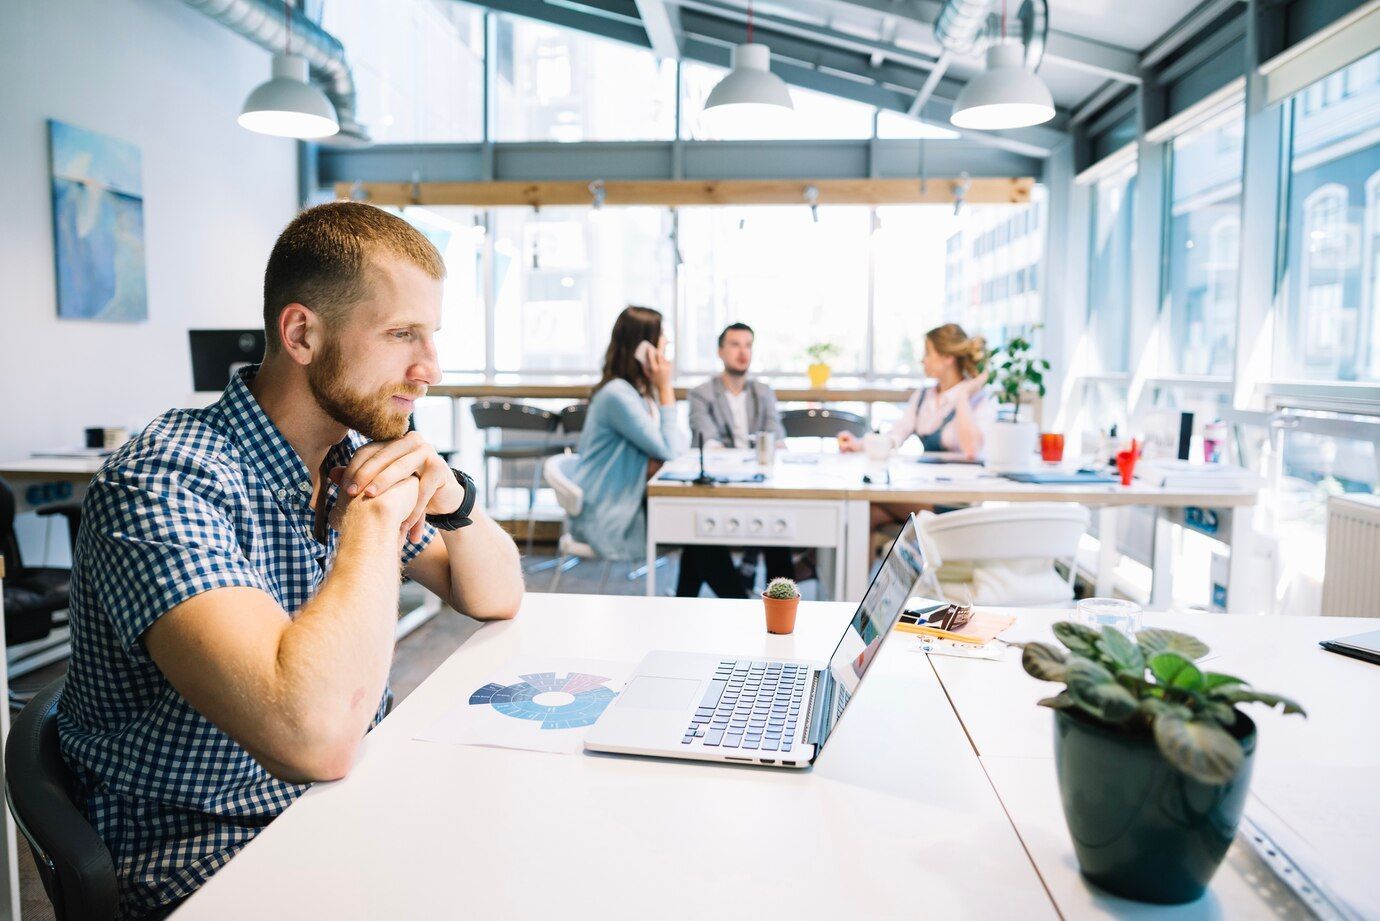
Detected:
left=807, top=362, right=832, bottom=389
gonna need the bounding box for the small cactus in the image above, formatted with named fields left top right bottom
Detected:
left=764, top=577, right=800, bottom=600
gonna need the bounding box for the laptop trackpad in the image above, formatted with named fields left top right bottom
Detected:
left=619, top=676, right=701, bottom=710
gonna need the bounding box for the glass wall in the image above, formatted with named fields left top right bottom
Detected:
left=321, top=0, right=484, bottom=143
left=677, top=206, right=871, bottom=374
left=491, top=14, right=677, bottom=141
left=1164, top=104, right=1245, bottom=377
left=1279, top=49, right=1380, bottom=382
left=398, top=206, right=487, bottom=372
left=1087, top=158, right=1138, bottom=373
left=490, top=207, right=675, bottom=371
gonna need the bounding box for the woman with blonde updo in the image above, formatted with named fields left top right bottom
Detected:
left=839, top=324, right=996, bottom=527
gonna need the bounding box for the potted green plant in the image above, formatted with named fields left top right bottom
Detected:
left=804, top=342, right=841, bottom=389
left=981, top=327, right=1049, bottom=470
left=1020, top=622, right=1305, bottom=904
left=762, top=577, right=801, bottom=634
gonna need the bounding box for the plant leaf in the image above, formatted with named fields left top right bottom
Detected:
left=1139, top=698, right=1193, bottom=721
left=1215, top=688, right=1307, bottom=716
left=1051, top=621, right=1100, bottom=657
left=1137, top=628, right=1210, bottom=661
left=1153, top=714, right=1244, bottom=785
left=1020, top=642, right=1068, bottom=682
left=1037, top=692, right=1077, bottom=710
left=1096, top=627, right=1145, bottom=674
left=1204, top=701, right=1237, bottom=725
left=1066, top=658, right=1138, bottom=724
left=1148, top=652, right=1203, bottom=690
left=1201, top=672, right=1245, bottom=691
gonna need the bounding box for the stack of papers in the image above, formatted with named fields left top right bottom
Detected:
left=1135, top=458, right=1262, bottom=490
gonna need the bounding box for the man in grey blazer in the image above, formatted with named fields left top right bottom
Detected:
left=678, top=323, right=793, bottom=597
left=688, top=323, right=787, bottom=450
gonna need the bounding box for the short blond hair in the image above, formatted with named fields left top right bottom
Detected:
left=262, top=201, right=445, bottom=354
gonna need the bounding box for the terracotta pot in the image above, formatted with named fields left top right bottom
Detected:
left=761, top=593, right=800, bottom=634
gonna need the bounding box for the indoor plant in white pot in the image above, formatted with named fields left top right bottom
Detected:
left=1019, top=623, right=1305, bottom=903
left=982, top=327, right=1047, bottom=470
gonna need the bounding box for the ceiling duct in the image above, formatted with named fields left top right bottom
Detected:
left=180, top=0, right=370, bottom=145
left=935, top=0, right=1047, bottom=69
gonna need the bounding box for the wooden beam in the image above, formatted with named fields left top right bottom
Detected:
left=336, top=177, right=1033, bottom=208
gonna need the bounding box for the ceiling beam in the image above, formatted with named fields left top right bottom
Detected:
left=633, top=0, right=682, bottom=59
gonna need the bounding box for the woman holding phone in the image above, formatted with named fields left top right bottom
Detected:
left=570, top=306, right=685, bottom=561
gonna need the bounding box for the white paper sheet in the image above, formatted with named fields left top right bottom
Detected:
left=415, top=657, right=633, bottom=755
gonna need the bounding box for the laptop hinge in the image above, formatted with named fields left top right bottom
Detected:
left=803, top=667, right=834, bottom=747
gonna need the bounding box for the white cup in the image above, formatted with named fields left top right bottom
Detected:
left=1074, top=597, right=1142, bottom=635
left=862, top=432, right=892, bottom=462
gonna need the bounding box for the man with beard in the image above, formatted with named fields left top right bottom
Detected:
left=57, top=202, right=523, bottom=919
left=678, top=323, right=793, bottom=597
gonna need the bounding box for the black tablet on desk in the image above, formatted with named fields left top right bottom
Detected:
left=1319, top=629, right=1380, bottom=665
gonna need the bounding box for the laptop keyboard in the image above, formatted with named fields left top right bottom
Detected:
left=682, top=660, right=809, bottom=752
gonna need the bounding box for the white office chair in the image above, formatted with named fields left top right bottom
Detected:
left=916, top=503, right=1091, bottom=607
left=542, top=453, right=613, bottom=593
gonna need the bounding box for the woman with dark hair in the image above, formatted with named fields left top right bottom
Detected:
left=569, top=306, right=686, bottom=561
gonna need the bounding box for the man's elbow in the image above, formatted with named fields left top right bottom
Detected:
left=259, top=735, right=359, bottom=784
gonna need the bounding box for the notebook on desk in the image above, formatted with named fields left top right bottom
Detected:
left=1002, top=470, right=1117, bottom=485
left=1319, top=629, right=1380, bottom=666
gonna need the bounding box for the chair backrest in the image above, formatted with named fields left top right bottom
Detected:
left=5, top=677, right=119, bottom=921
left=470, top=401, right=561, bottom=434
left=0, top=476, right=25, bottom=576
left=543, top=453, right=584, bottom=517
left=920, top=503, right=1090, bottom=563
left=558, top=402, right=589, bottom=435
left=780, top=409, right=868, bottom=439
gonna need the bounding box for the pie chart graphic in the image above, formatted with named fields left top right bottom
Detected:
left=469, top=672, right=617, bottom=730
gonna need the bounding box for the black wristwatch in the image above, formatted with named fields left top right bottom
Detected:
left=425, top=468, right=477, bottom=531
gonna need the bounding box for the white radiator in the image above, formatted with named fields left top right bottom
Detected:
left=1321, top=494, right=1380, bottom=617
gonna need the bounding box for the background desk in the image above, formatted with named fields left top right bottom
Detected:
left=172, top=594, right=1055, bottom=920
left=647, top=454, right=1261, bottom=611
left=0, top=457, right=104, bottom=515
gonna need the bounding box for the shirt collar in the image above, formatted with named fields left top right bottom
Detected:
left=213, top=364, right=360, bottom=494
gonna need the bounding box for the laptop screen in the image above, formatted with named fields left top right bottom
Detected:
left=814, top=515, right=926, bottom=748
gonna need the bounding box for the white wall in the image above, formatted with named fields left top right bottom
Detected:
left=0, top=0, right=298, bottom=462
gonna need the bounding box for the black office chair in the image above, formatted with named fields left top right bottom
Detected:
left=470, top=401, right=563, bottom=562
left=5, top=677, right=119, bottom=921
left=557, top=402, right=588, bottom=440
left=1, top=476, right=81, bottom=647
left=780, top=409, right=869, bottom=439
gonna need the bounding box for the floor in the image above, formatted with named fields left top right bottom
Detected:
left=8, top=544, right=823, bottom=919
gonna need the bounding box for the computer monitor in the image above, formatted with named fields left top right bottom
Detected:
left=189, top=329, right=264, bottom=392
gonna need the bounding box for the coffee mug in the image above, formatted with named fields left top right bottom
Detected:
left=862, top=432, right=892, bottom=462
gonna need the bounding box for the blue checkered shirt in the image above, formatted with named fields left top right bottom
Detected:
left=57, top=366, right=434, bottom=919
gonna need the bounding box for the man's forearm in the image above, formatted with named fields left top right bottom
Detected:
left=273, top=507, right=403, bottom=758
left=438, top=507, right=523, bottom=620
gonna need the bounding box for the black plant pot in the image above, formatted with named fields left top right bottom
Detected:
left=1052, top=708, right=1256, bottom=904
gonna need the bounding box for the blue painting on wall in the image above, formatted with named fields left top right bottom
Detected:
left=48, top=120, right=147, bottom=322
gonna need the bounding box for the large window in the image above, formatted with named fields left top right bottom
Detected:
left=1164, top=104, right=1244, bottom=377
left=492, top=14, right=677, bottom=141
left=1279, top=49, right=1380, bottom=382
left=398, top=206, right=486, bottom=372
left=490, top=207, right=674, bottom=372
left=677, top=206, right=871, bottom=374
left=321, top=0, right=484, bottom=143
left=1087, top=157, right=1138, bottom=373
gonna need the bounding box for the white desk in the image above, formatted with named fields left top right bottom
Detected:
left=930, top=610, right=1380, bottom=920
left=0, top=457, right=104, bottom=514
left=172, top=594, right=1056, bottom=920
left=646, top=453, right=1261, bottom=612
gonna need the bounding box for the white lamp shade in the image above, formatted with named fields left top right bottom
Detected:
left=701, top=43, right=794, bottom=138
left=239, top=53, right=339, bottom=139
left=950, top=42, right=1055, bottom=130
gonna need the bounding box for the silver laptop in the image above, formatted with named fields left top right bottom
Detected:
left=585, top=515, right=928, bottom=769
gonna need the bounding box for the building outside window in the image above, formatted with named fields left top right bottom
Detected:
left=1087, top=158, right=1138, bottom=373
left=1279, top=49, right=1380, bottom=382
left=1164, top=103, right=1244, bottom=377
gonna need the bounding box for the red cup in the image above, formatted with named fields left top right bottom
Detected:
left=1040, top=432, right=1065, bottom=463
left=1115, top=450, right=1137, bottom=486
